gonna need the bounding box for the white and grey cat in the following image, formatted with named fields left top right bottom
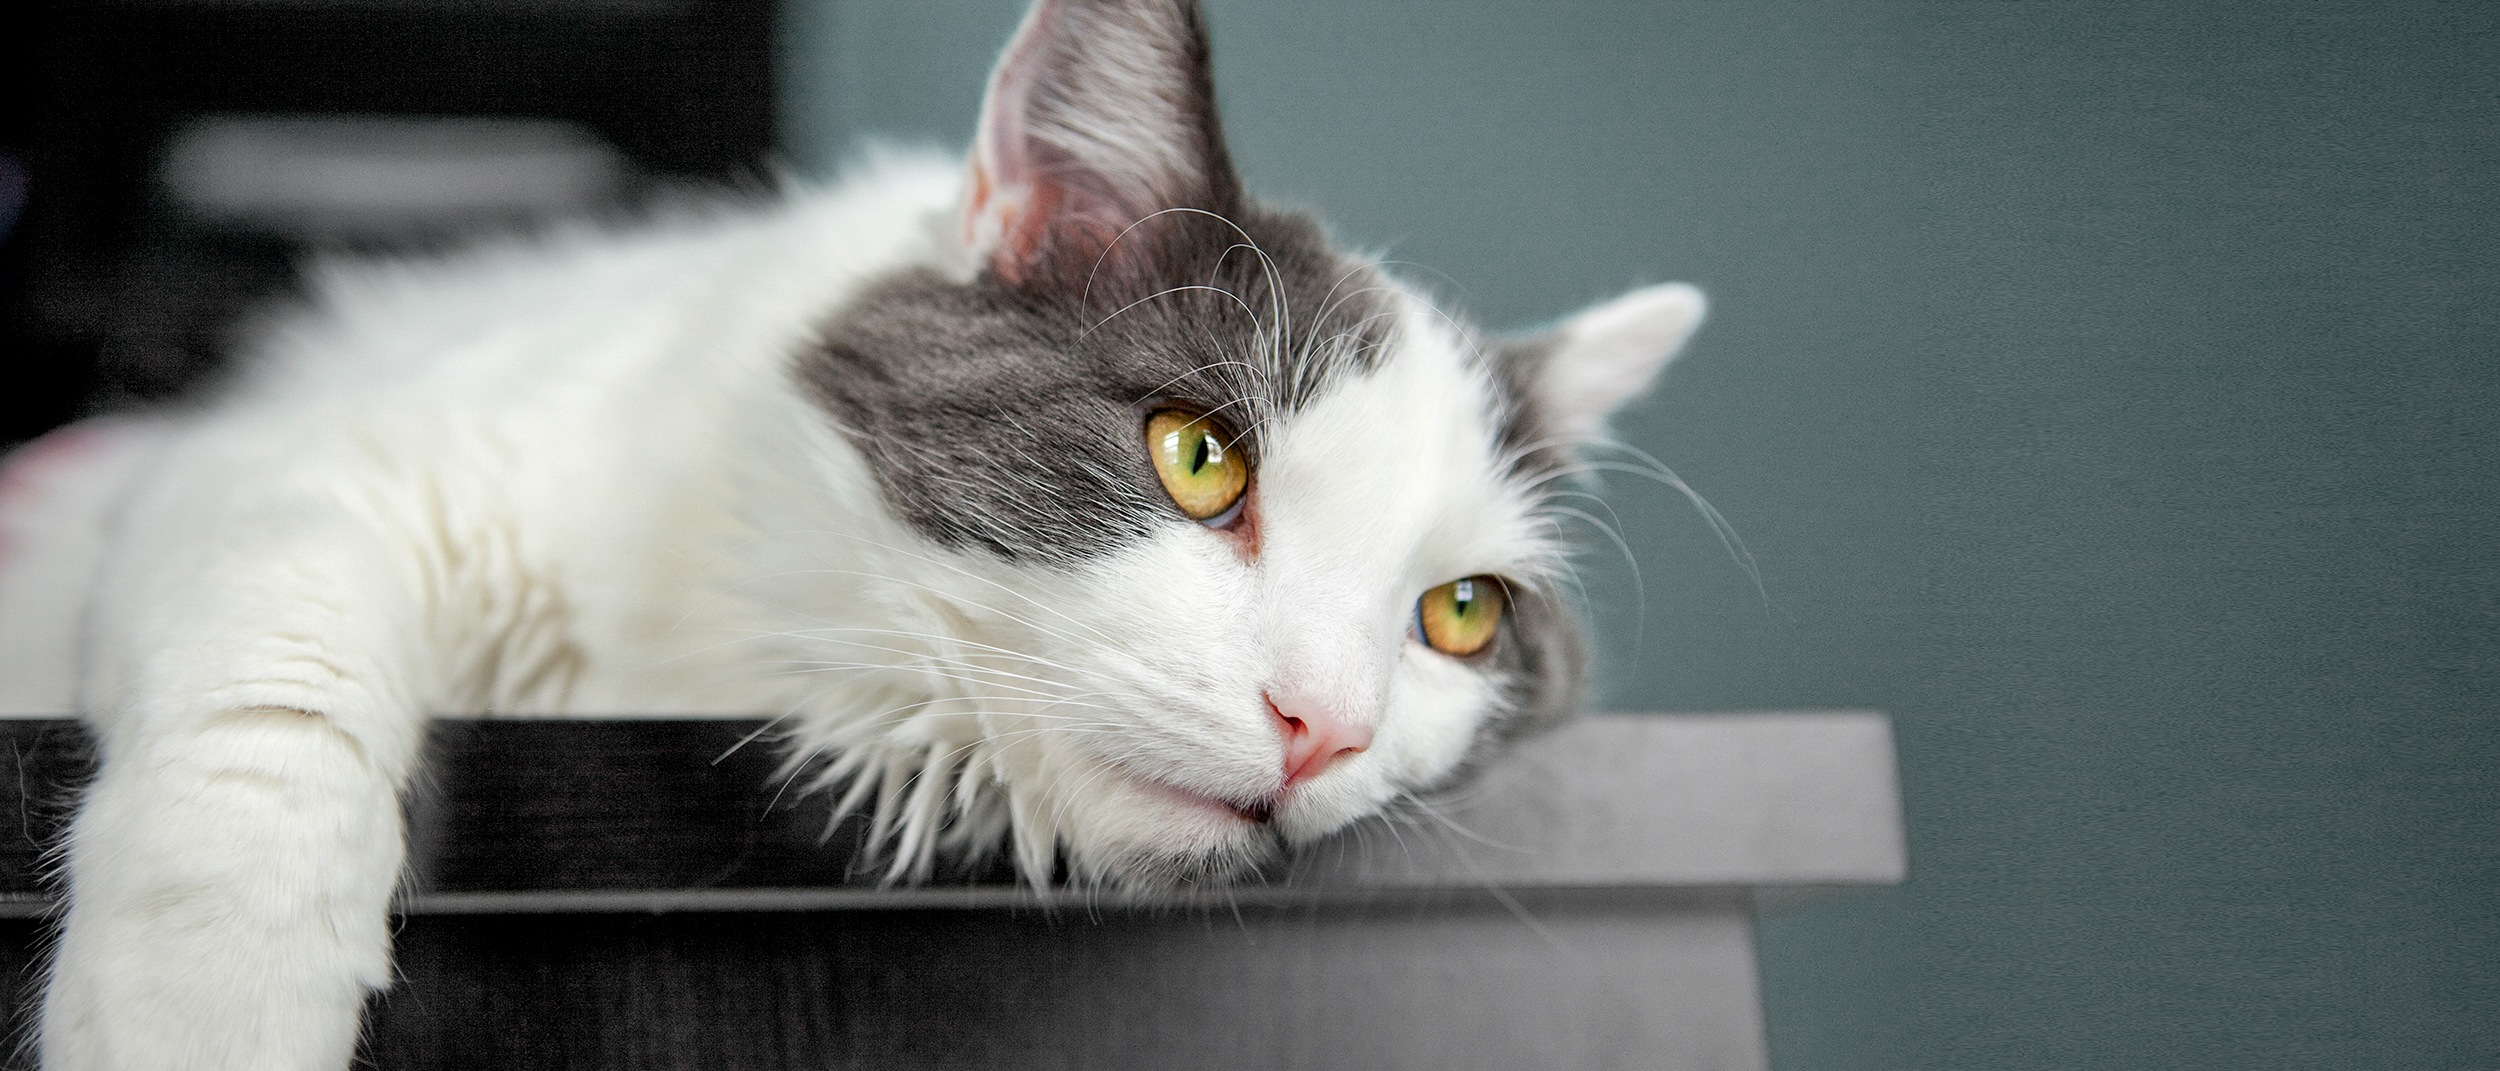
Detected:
left=0, top=0, right=1704, bottom=1066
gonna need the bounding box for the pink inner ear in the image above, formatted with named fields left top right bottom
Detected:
left=964, top=1, right=1081, bottom=289
left=967, top=147, right=1130, bottom=292
left=967, top=161, right=1043, bottom=288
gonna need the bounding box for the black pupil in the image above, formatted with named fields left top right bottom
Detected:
left=1453, top=579, right=1476, bottom=615
left=1189, top=435, right=1212, bottom=475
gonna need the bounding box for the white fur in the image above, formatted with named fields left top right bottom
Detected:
left=37, top=154, right=969, bottom=1070
left=10, top=144, right=1671, bottom=1068
left=8, top=7, right=1712, bottom=1064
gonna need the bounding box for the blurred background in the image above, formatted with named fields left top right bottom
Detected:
left=5, top=0, right=2495, bottom=1068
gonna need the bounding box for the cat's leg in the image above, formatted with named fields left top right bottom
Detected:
left=41, top=531, right=435, bottom=1071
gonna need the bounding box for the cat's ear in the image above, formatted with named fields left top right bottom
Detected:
left=1519, top=283, right=1707, bottom=444
left=961, top=0, right=1245, bottom=297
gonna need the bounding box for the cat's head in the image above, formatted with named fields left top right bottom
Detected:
left=794, top=0, right=1702, bottom=887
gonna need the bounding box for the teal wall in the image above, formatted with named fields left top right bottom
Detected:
left=781, top=2, right=2500, bottom=1067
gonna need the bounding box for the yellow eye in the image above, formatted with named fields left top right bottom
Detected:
left=1417, top=575, right=1506, bottom=657
left=1145, top=409, right=1249, bottom=522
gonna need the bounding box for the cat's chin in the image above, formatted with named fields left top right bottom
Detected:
left=1080, top=838, right=1276, bottom=891
left=1056, top=772, right=1287, bottom=890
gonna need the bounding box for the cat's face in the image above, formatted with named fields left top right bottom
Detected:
left=794, top=0, right=1701, bottom=887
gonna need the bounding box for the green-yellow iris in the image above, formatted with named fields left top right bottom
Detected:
left=1145, top=409, right=1249, bottom=521
left=1418, top=575, right=1506, bottom=657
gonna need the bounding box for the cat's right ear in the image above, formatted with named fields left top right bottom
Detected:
left=960, top=0, right=1245, bottom=298
left=1516, top=283, right=1707, bottom=446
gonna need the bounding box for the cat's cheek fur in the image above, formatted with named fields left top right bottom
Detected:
left=982, top=532, right=1282, bottom=880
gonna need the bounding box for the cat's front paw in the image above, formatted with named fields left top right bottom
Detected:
left=44, top=706, right=404, bottom=1071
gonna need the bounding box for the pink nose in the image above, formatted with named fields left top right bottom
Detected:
left=1270, top=694, right=1374, bottom=789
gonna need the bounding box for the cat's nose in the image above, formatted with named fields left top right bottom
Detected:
left=1268, top=693, right=1374, bottom=789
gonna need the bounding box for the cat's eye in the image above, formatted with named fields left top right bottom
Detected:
left=1416, top=575, right=1506, bottom=657
left=1145, top=409, right=1249, bottom=523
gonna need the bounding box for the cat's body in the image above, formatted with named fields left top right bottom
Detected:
left=1, top=1, right=1704, bottom=1066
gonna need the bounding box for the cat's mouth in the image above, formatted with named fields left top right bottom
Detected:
left=1131, top=773, right=1278, bottom=826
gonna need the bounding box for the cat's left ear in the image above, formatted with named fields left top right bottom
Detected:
left=960, top=0, right=1245, bottom=297
left=1518, top=283, right=1707, bottom=444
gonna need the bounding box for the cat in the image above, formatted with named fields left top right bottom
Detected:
left=0, top=0, right=1704, bottom=1066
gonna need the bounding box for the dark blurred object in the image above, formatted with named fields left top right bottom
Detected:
left=2, top=0, right=775, bottom=448
left=0, top=157, right=24, bottom=245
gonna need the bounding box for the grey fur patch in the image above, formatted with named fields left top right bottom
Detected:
left=799, top=0, right=1401, bottom=565
left=798, top=204, right=1395, bottom=565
